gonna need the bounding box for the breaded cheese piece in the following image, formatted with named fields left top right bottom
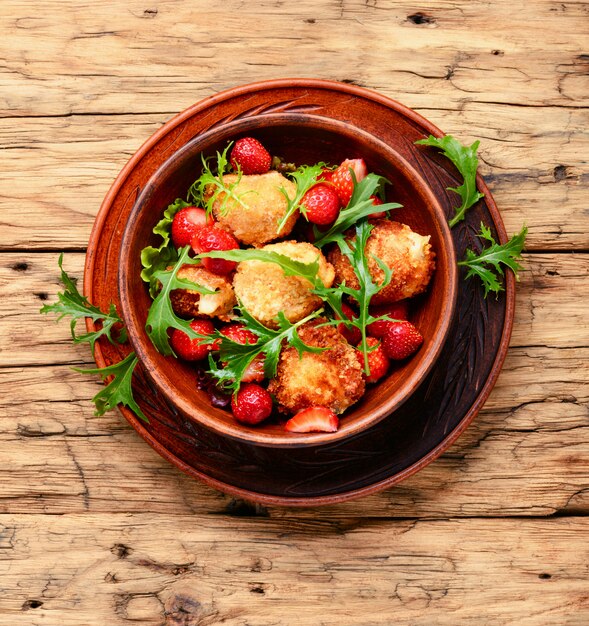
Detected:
left=328, top=219, right=435, bottom=305
left=268, top=320, right=365, bottom=415
left=208, top=171, right=298, bottom=246
left=169, top=265, right=236, bottom=320
left=233, top=241, right=335, bottom=329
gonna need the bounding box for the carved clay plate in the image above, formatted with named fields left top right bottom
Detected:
left=85, top=79, right=514, bottom=506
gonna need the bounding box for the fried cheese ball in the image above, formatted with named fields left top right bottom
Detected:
left=233, top=241, right=335, bottom=329
left=207, top=171, right=298, bottom=246
left=170, top=265, right=236, bottom=321
left=268, top=320, right=365, bottom=415
left=328, top=219, right=435, bottom=305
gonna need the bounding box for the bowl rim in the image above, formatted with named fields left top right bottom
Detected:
left=117, top=110, right=458, bottom=447
left=85, top=78, right=514, bottom=505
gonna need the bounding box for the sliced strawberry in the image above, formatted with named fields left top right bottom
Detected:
left=336, top=302, right=362, bottom=345
left=367, top=301, right=410, bottom=338
left=369, top=195, right=386, bottom=219
left=171, top=207, right=212, bottom=248
left=381, top=321, right=424, bottom=360
left=356, top=337, right=390, bottom=384
left=170, top=319, right=215, bottom=361
left=230, top=137, right=272, bottom=175
left=231, top=383, right=273, bottom=425
left=284, top=407, right=339, bottom=433
left=192, top=225, right=239, bottom=275
left=331, top=158, right=368, bottom=206
left=301, top=183, right=341, bottom=226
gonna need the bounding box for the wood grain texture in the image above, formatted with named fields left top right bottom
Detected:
left=1, top=0, right=587, bottom=622
left=1, top=514, right=588, bottom=625
left=0, top=105, right=586, bottom=251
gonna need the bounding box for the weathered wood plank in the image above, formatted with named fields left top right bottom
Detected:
left=1, top=252, right=585, bottom=368
left=0, top=0, right=587, bottom=118
left=0, top=514, right=587, bottom=625
left=0, top=342, right=586, bottom=517
left=0, top=105, right=586, bottom=250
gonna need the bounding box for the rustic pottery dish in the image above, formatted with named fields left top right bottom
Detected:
left=118, top=113, right=457, bottom=447
left=85, top=79, right=514, bottom=505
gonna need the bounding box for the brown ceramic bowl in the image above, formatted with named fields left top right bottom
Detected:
left=118, top=113, right=457, bottom=447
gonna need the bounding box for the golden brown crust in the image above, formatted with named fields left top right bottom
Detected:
left=208, top=171, right=298, bottom=246
left=327, top=219, right=436, bottom=305
left=170, top=265, right=236, bottom=320
left=233, top=241, right=335, bottom=329
left=268, top=320, right=365, bottom=415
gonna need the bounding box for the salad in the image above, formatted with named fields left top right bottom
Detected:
left=139, top=136, right=436, bottom=433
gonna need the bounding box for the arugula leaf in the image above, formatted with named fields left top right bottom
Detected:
left=140, top=197, right=190, bottom=298
left=187, top=144, right=250, bottom=217
left=276, top=163, right=325, bottom=234
left=328, top=221, right=392, bottom=373
left=313, top=173, right=401, bottom=247
left=145, top=246, right=217, bottom=355
left=74, top=352, right=148, bottom=423
left=415, top=135, right=484, bottom=227
left=207, top=306, right=325, bottom=395
left=41, top=254, right=127, bottom=354
left=458, top=223, right=527, bottom=297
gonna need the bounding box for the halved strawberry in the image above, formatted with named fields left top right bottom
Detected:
left=331, top=158, right=368, bottom=206
left=230, top=137, right=272, bottom=175
left=301, top=183, right=341, bottom=226
left=367, top=301, right=410, bottom=338
left=381, top=321, right=424, bottom=360
left=171, top=207, right=212, bottom=248
left=192, top=225, right=239, bottom=275
left=284, top=407, right=339, bottom=433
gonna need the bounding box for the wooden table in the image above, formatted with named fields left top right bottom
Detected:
left=1, top=1, right=587, bottom=624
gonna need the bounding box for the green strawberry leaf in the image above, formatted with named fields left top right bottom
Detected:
left=145, top=246, right=217, bottom=356
left=458, top=223, right=527, bottom=297
left=40, top=253, right=127, bottom=354
left=415, top=134, right=484, bottom=227
left=74, top=352, right=148, bottom=423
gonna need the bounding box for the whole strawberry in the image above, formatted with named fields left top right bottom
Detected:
left=231, top=383, right=273, bottom=425
left=331, top=158, right=368, bottom=206
left=336, top=302, right=362, bottom=345
left=369, top=195, right=386, bottom=219
left=221, top=323, right=264, bottom=382
left=284, top=406, right=339, bottom=433
left=230, top=137, right=272, bottom=175
left=381, top=321, right=424, bottom=360
left=170, top=319, right=215, bottom=361
left=301, top=183, right=341, bottom=226
left=171, top=206, right=212, bottom=248
left=192, top=225, right=239, bottom=275
left=356, top=337, right=389, bottom=384
left=367, top=301, right=410, bottom=338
